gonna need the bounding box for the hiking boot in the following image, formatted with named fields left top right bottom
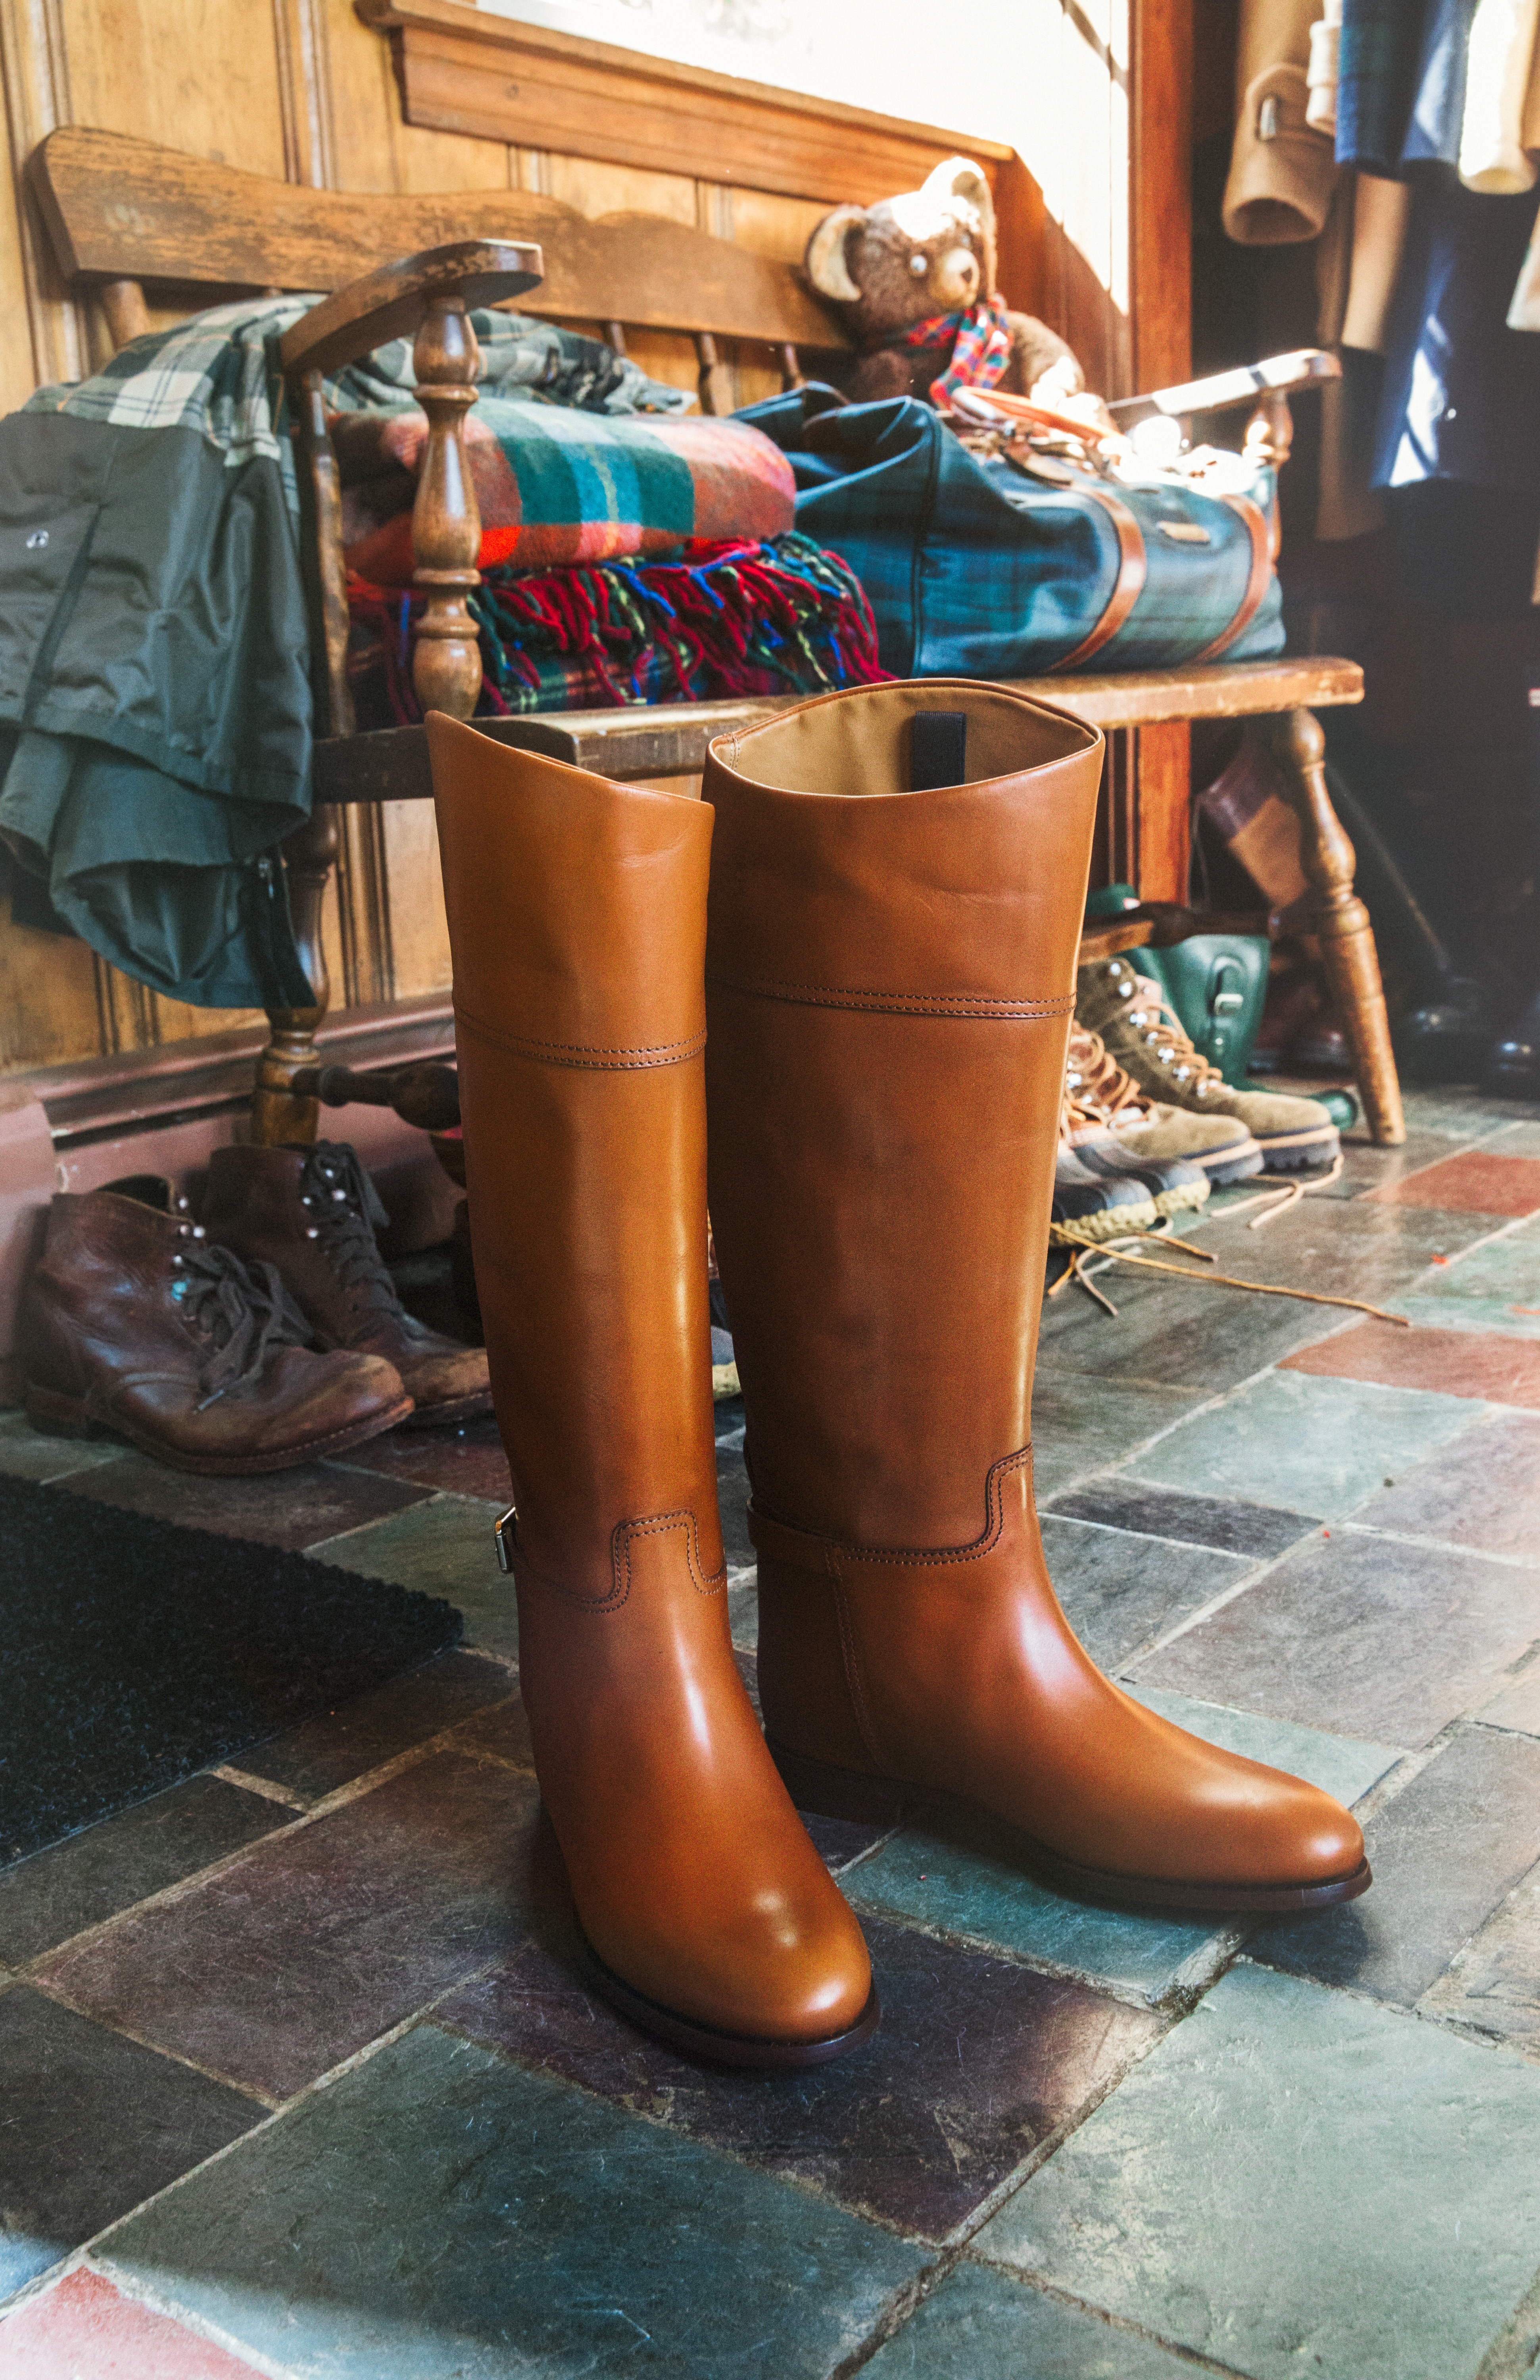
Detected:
left=202, top=1142, right=492, bottom=1428
left=19, top=1178, right=411, bottom=1472
left=1066, top=1023, right=1262, bottom=1191
left=1053, top=1142, right=1159, bottom=1240
left=1079, top=958, right=1341, bottom=1174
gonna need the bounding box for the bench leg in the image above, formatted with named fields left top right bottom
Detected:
left=1270, top=708, right=1406, bottom=1148
left=251, top=805, right=338, bottom=1147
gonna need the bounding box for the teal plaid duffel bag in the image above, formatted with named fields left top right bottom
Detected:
left=737, top=384, right=1284, bottom=680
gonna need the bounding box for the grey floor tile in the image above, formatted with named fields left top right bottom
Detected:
left=439, top=1916, right=1159, bottom=2244
left=1036, top=1265, right=1333, bottom=1395
left=1394, top=1216, right=1540, bottom=1340
left=1043, top=1479, right=1317, bottom=1560
left=1123, top=1685, right=1403, bottom=1807
left=1481, top=1658, right=1540, bottom=1737
left=866, top=2263, right=1196, bottom=2378
left=1135, top=1529, right=1540, bottom=1750
left=1193, top=1194, right=1494, bottom=1299
left=0, top=1987, right=257, bottom=2302
left=0, top=1414, right=129, bottom=1485
left=974, top=1962, right=1540, bottom=2380
left=1039, top=1516, right=1251, bottom=1670
left=1028, top=1374, right=1207, bottom=1495
left=236, top=1650, right=519, bottom=1800
left=1422, top=1861, right=1540, bottom=2057
left=0, top=1776, right=283, bottom=1969
left=100, top=2025, right=925, bottom=2378
left=843, top=1808, right=1222, bottom=2006
left=315, top=1496, right=517, bottom=1658
left=726, top=1574, right=758, bottom=1648
left=1352, top=1409, right=1540, bottom=1561
left=716, top=1443, right=751, bottom=1567
left=1256, top=1725, right=1540, bottom=2006
left=35, top=1753, right=543, bottom=2103
left=58, top=1454, right=429, bottom=1551
left=1125, top=1368, right=1489, bottom=1520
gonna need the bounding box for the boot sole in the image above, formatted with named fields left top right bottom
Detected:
left=1053, top=1199, right=1158, bottom=1243
left=23, top=1381, right=415, bottom=1476
left=1252, top=1130, right=1341, bottom=1173
left=577, top=1929, right=881, bottom=2068
left=396, top=1388, right=495, bottom=1431
left=767, top=1739, right=1373, bottom=1917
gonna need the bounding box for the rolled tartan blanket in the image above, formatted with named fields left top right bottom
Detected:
left=347, top=531, right=887, bottom=724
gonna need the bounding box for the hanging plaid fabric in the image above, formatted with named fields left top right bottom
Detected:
left=899, top=295, right=1016, bottom=409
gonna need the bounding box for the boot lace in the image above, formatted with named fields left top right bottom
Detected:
left=1122, top=975, right=1229, bottom=1101
left=1063, top=1026, right=1155, bottom=1136
left=170, top=1239, right=313, bottom=1407
left=295, top=1141, right=406, bottom=1322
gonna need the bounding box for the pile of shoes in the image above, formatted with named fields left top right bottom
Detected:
left=1060, top=953, right=1341, bottom=1246
left=1054, top=1021, right=1263, bottom=1241
left=19, top=1144, right=490, bottom=1475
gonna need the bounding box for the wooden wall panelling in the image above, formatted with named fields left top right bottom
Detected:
left=362, top=0, right=1015, bottom=205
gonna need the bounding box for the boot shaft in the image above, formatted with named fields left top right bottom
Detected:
left=703, top=681, right=1103, bottom=1549
left=427, top=714, right=722, bottom=1591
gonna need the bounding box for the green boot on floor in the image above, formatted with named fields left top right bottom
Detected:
left=1077, top=956, right=1340, bottom=1175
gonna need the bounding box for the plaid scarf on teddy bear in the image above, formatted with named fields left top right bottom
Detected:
left=899, top=294, right=1014, bottom=408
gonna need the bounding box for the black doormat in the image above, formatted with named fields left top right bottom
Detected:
left=0, top=1473, right=463, bottom=1866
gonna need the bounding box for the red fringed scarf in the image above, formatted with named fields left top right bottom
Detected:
left=901, top=294, right=1015, bottom=409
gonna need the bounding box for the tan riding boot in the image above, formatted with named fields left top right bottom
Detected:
left=704, top=681, right=1369, bottom=1917
left=426, top=712, right=876, bottom=2064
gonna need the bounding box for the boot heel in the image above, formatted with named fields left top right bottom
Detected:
left=24, top=1383, right=105, bottom=1440
left=767, top=1737, right=912, bottom=1827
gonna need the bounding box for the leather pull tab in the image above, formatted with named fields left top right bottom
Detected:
left=910, top=711, right=968, bottom=791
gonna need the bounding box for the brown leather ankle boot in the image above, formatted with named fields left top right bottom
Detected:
left=19, top=1180, right=412, bottom=1472
left=202, top=1141, right=491, bottom=1428
left=426, top=711, right=876, bottom=2065
left=703, top=681, right=1370, bottom=1917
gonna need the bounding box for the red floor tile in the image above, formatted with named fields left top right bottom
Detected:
left=1281, top=1320, right=1540, bottom=1408
left=0, top=2267, right=263, bottom=2377
left=1361, top=1153, right=1540, bottom=1216
left=335, top=1411, right=513, bottom=1503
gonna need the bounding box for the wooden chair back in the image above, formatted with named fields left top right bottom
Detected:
left=29, top=125, right=846, bottom=406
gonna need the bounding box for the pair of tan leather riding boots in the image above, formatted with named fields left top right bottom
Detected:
left=428, top=682, right=1370, bottom=2071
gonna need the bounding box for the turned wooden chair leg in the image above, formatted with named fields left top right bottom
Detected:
left=1270, top=707, right=1406, bottom=1147
left=251, top=804, right=339, bottom=1147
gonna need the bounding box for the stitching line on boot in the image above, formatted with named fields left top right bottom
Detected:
left=510, top=1509, right=726, bottom=1613
left=761, top=1447, right=1034, bottom=1574
left=614, top=1508, right=728, bottom=1604
left=455, top=1006, right=706, bottom=1070
left=704, top=977, right=1074, bottom=1021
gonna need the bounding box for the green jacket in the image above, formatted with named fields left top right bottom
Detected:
left=0, top=298, right=687, bottom=1011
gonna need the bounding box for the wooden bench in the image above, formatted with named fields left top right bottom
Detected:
left=27, top=124, right=1404, bottom=1150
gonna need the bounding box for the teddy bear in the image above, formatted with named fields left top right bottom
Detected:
left=805, top=155, right=1086, bottom=412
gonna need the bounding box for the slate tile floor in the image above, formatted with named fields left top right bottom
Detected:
left=4, top=1085, right=1540, bottom=2376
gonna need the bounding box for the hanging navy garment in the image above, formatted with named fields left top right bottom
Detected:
left=1335, top=0, right=1430, bottom=174
left=1372, top=178, right=1540, bottom=615
left=1399, top=0, right=1477, bottom=169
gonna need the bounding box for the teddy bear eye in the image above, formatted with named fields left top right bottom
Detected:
left=908, top=253, right=928, bottom=276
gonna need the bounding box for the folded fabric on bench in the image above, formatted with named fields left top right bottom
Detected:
left=346, top=532, right=886, bottom=724
left=336, top=405, right=796, bottom=583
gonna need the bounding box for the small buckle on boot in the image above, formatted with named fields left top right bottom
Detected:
left=493, top=1505, right=518, bottom=1574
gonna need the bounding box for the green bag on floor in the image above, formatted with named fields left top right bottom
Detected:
left=1084, top=886, right=1269, bottom=1086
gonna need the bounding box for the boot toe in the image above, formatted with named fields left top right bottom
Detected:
left=586, top=1875, right=873, bottom=2050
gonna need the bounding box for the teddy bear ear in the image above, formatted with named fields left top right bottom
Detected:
left=805, top=205, right=866, bottom=303
left=918, top=155, right=996, bottom=241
